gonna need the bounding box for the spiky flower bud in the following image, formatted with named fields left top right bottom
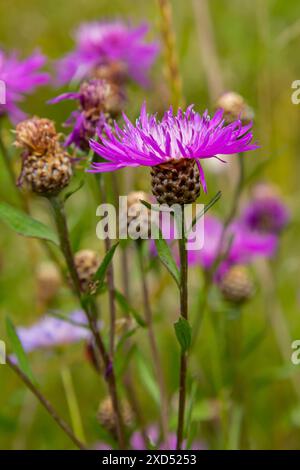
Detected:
left=74, top=249, right=100, bottom=293
left=79, top=78, right=125, bottom=118
left=97, top=397, right=133, bottom=437
left=219, top=265, right=254, bottom=304
left=16, top=117, right=72, bottom=196
left=126, top=191, right=152, bottom=238
left=151, top=159, right=200, bottom=206
left=216, top=92, right=254, bottom=124
left=37, top=262, right=61, bottom=305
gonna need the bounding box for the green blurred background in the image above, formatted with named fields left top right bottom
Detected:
left=0, top=0, right=300, bottom=450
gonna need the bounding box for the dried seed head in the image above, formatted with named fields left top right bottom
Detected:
left=92, top=61, right=128, bottom=86
left=74, top=249, right=100, bottom=293
left=216, top=92, right=254, bottom=124
left=15, top=117, right=58, bottom=156
left=37, top=262, right=61, bottom=305
left=15, top=117, right=73, bottom=196
left=219, top=265, right=254, bottom=304
left=20, top=144, right=72, bottom=196
left=80, top=79, right=125, bottom=118
left=151, top=159, right=200, bottom=206
left=97, top=397, right=133, bottom=437
left=126, top=191, right=152, bottom=239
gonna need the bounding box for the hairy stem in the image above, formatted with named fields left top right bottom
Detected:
left=6, top=355, right=86, bottom=450
left=48, top=195, right=126, bottom=449
left=176, top=207, right=188, bottom=450
left=137, top=244, right=168, bottom=443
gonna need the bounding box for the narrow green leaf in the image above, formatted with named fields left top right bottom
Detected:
left=187, top=191, right=222, bottom=235
left=6, top=316, right=36, bottom=385
left=140, top=199, right=170, bottom=213
left=154, top=235, right=180, bottom=287
left=136, top=350, right=160, bottom=405
left=64, top=179, right=84, bottom=202
left=174, top=317, right=192, bottom=352
left=93, top=242, right=119, bottom=287
left=114, top=290, right=146, bottom=327
left=0, top=203, right=59, bottom=245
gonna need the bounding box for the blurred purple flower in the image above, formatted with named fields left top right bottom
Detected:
left=0, top=49, right=49, bottom=123
left=17, top=311, right=92, bottom=353
left=131, top=426, right=204, bottom=450
left=240, top=186, right=290, bottom=235
left=95, top=426, right=204, bottom=450
left=56, top=21, right=159, bottom=87
left=89, top=103, right=258, bottom=192
left=188, top=215, right=278, bottom=278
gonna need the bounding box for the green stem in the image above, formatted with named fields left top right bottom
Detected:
left=6, top=355, right=86, bottom=450
left=136, top=244, right=168, bottom=443
left=61, top=366, right=86, bottom=444
left=176, top=206, right=188, bottom=450
left=48, top=195, right=126, bottom=449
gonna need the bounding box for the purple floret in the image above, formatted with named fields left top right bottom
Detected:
left=0, top=49, right=49, bottom=123
left=89, top=103, right=258, bottom=192
left=56, top=21, right=159, bottom=87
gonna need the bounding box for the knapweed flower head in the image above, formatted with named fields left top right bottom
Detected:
left=16, top=311, right=92, bottom=353
left=56, top=21, right=159, bottom=87
left=90, top=103, right=258, bottom=205
left=49, top=79, right=125, bottom=151
left=188, top=214, right=278, bottom=280
left=15, top=116, right=72, bottom=195
left=241, top=183, right=290, bottom=235
left=0, top=50, right=49, bottom=123
left=89, top=103, right=258, bottom=201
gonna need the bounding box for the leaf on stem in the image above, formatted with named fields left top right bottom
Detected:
left=93, top=242, right=119, bottom=288
left=6, top=316, right=37, bottom=385
left=154, top=234, right=180, bottom=287
left=114, top=290, right=146, bottom=327
left=0, top=202, right=59, bottom=245
left=63, top=179, right=84, bottom=202
left=187, top=191, right=222, bottom=235
left=174, top=316, right=192, bottom=353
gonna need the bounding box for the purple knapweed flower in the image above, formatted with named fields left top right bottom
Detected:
left=188, top=214, right=277, bottom=279
left=17, top=311, right=92, bottom=353
left=56, top=21, right=159, bottom=87
left=49, top=78, right=125, bottom=150
left=240, top=183, right=290, bottom=235
left=0, top=50, right=49, bottom=123
left=89, top=103, right=258, bottom=193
